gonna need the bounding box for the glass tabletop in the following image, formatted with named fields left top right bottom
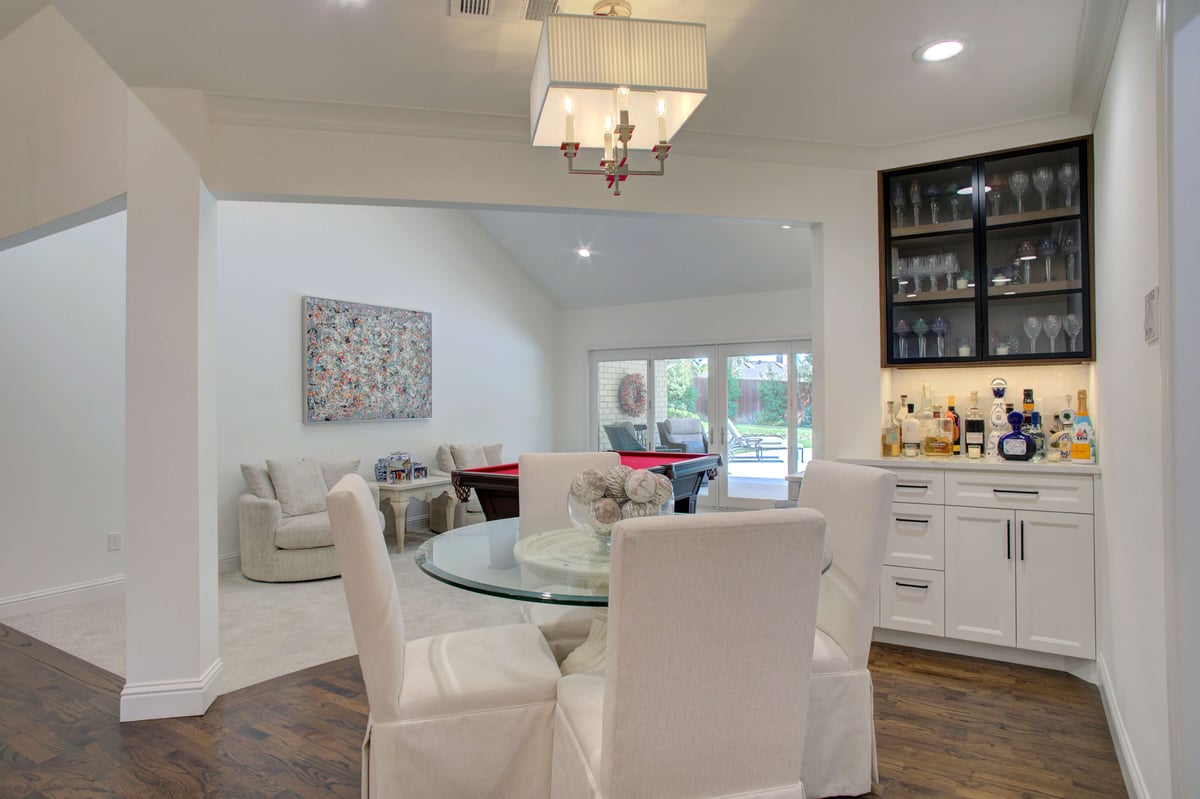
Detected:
left=415, top=516, right=833, bottom=606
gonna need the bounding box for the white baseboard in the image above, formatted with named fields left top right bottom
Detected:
left=872, top=628, right=1098, bottom=683
left=1096, top=653, right=1148, bottom=799
left=0, top=574, right=125, bottom=621
left=120, top=657, right=224, bottom=722
left=218, top=551, right=241, bottom=574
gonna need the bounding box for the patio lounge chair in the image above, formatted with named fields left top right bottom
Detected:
left=726, top=419, right=787, bottom=462
left=604, top=422, right=646, bottom=451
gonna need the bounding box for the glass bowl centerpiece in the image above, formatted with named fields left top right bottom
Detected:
left=567, top=465, right=674, bottom=551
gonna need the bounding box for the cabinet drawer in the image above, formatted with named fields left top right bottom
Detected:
left=885, top=502, right=945, bottom=570
left=879, top=566, right=945, bottom=636
left=887, top=468, right=945, bottom=505
left=946, top=471, right=1093, bottom=514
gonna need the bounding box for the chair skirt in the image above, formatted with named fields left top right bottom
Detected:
left=521, top=603, right=592, bottom=663
left=802, top=668, right=876, bottom=798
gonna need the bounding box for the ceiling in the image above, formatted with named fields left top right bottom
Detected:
left=21, top=0, right=1124, bottom=308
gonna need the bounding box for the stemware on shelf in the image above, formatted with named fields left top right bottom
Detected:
left=1058, top=162, right=1080, bottom=207
left=946, top=184, right=964, bottom=220
left=956, top=336, right=972, bottom=357
left=926, top=184, right=943, bottom=224
left=912, top=317, right=930, bottom=358
left=1004, top=334, right=1022, bottom=355
left=1017, top=240, right=1038, bottom=285
left=1032, top=166, right=1055, bottom=210
left=1023, top=315, right=1043, bottom=354
left=909, top=179, right=922, bottom=227
left=892, top=183, right=907, bottom=228
left=1043, top=314, right=1063, bottom=354
left=893, top=319, right=911, bottom=359
left=930, top=317, right=950, bottom=357
left=1063, top=313, right=1083, bottom=350
left=1038, top=238, right=1059, bottom=282
left=1061, top=234, right=1080, bottom=281
left=1009, top=170, right=1030, bottom=213
left=892, top=257, right=909, bottom=294
left=987, top=174, right=1007, bottom=216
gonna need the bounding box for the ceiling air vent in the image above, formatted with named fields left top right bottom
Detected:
left=450, top=0, right=558, bottom=21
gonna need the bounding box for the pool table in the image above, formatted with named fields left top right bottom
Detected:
left=451, top=450, right=723, bottom=521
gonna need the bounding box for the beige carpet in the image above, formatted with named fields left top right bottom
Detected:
left=3, top=532, right=522, bottom=693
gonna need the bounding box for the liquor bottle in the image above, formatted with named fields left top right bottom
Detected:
left=881, top=401, right=900, bottom=457
left=901, top=403, right=922, bottom=457
left=1071, top=389, right=1096, bottom=463
left=998, top=410, right=1036, bottom=461
left=1022, top=388, right=1035, bottom=425
left=965, top=391, right=985, bottom=459
left=897, top=394, right=909, bottom=421
left=918, top=383, right=935, bottom=440
left=923, top=404, right=954, bottom=456
left=1052, top=397, right=1076, bottom=462
left=945, top=394, right=961, bottom=456
left=987, top=378, right=1008, bottom=459
left=1029, top=411, right=1045, bottom=460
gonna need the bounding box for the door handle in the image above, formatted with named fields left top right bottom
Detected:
left=1020, top=520, right=1025, bottom=561
left=1007, top=519, right=1012, bottom=560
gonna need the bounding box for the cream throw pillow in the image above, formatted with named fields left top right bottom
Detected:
left=435, top=445, right=456, bottom=474
left=483, top=443, right=504, bottom=465
left=450, top=443, right=488, bottom=469
left=321, top=459, right=361, bottom=489
left=241, top=463, right=276, bottom=500
left=267, top=458, right=328, bottom=517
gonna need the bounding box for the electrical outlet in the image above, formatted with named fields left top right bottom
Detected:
left=107, top=531, right=122, bottom=552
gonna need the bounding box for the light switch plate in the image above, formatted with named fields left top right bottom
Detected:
left=1145, top=286, right=1159, bottom=343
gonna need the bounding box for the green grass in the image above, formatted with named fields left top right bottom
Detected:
left=737, top=424, right=813, bottom=448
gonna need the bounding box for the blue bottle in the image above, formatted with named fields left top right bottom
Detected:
left=998, top=410, right=1035, bottom=461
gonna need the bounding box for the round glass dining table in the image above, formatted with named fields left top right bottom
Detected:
left=416, top=516, right=832, bottom=674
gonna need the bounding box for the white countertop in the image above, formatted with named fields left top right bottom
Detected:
left=840, top=455, right=1101, bottom=476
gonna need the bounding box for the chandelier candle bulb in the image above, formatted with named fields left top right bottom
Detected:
left=656, top=94, right=667, bottom=140
left=564, top=96, right=575, bottom=142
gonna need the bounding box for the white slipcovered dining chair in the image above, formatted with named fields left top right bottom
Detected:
left=551, top=508, right=827, bottom=798
left=517, top=451, right=621, bottom=662
left=794, top=459, right=897, bottom=798
left=326, top=473, right=562, bottom=799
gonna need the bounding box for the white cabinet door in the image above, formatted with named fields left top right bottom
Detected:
left=1016, top=511, right=1096, bottom=658
left=945, top=506, right=1015, bottom=647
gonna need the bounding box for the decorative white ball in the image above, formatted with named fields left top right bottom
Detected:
left=650, top=473, right=673, bottom=507
left=605, top=465, right=633, bottom=501
left=624, top=469, right=659, bottom=503
left=570, top=469, right=608, bottom=502
left=588, top=497, right=622, bottom=534
left=621, top=500, right=660, bottom=519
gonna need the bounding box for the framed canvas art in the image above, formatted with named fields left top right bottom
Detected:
left=303, top=295, right=432, bottom=422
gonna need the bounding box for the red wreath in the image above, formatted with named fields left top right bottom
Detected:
left=619, top=373, right=647, bottom=417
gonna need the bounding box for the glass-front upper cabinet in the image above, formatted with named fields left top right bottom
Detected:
left=881, top=138, right=1092, bottom=366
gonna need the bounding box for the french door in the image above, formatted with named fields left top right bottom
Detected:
left=590, top=340, right=812, bottom=509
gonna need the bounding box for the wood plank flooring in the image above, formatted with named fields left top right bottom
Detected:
left=0, top=623, right=1127, bottom=798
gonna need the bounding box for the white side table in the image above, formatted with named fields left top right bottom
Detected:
left=377, top=476, right=454, bottom=552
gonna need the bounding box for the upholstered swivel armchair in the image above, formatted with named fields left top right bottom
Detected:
left=551, top=509, right=827, bottom=798
left=327, top=473, right=561, bottom=799
left=660, top=417, right=710, bottom=453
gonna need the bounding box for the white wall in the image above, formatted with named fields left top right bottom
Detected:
left=0, top=211, right=126, bottom=603
left=0, top=7, right=126, bottom=247
left=215, top=201, right=561, bottom=560
left=1092, top=0, right=1170, bottom=795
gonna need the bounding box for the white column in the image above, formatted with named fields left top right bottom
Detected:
left=120, top=95, right=221, bottom=722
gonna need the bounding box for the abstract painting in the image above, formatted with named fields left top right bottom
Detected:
left=303, top=296, right=432, bottom=422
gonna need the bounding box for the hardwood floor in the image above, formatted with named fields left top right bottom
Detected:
left=0, top=623, right=1127, bottom=798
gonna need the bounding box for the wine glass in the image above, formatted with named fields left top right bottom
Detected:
left=892, top=256, right=908, bottom=294
left=1038, top=238, right=1059, bottom=282
left=1017, top=240, right=1037, bottom=285
left=893, top=319, right=911, bottom=359
left=891, top=183, right=907, bottom=228
left=909, top=179, right=922, bottom=226
left=1032, top=166, right=1055, bottom=210
left=1023, top=315, right=1042, bottom=354
left=1063, top=313, right=1082, bottom=351
left=1058, top=162, right=1080, bottom=207
left=1003, top=334, right=1022, bottom=355
left=1061, top=234, right=1080, bottom=281
left=926, top=183, right=943, bottom=224
left=930, top=317, right=950, bottom=357
left=1009, top=170, right=1030, bottom=213
left=1043, top=314, right=1063, bottom=353
left=912, top=317, right=930, bottom=358
left=946, top=183, right=964, bottom=220
left=987, top=174, right=1007, bottom=216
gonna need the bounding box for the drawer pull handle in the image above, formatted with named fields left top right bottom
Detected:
left=894, top=581, right=929, bottom=590
left=895, top=517, right=929, bottom=525
left=897, top=483, right=929, bottom=490
left=993, top=488, right=1040, bottom=496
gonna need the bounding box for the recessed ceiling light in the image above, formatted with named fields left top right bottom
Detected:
left=577, top=248, right=591, bottom=258
left=915, top=39, right=965, bottom=62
